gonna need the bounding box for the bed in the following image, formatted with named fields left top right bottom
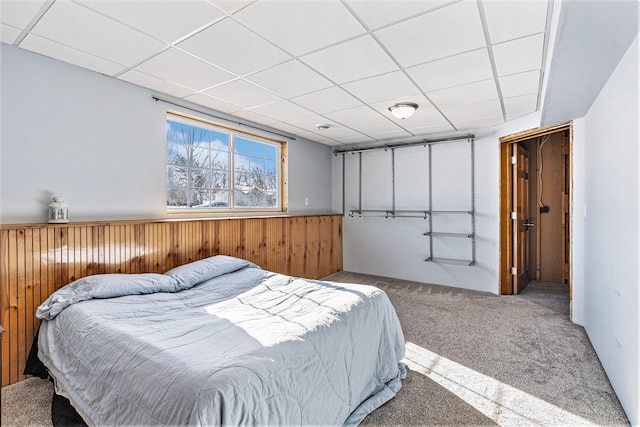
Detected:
left=35, top=255, right=406, bottom=426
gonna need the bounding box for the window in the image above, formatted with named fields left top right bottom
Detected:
left=166, top=113, right=284, bottom=212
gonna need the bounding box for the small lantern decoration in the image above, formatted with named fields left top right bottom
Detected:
left=48, top=196, right=69, bottom=223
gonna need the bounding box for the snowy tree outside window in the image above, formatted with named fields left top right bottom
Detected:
left=166, top=114, right=281, bottom=211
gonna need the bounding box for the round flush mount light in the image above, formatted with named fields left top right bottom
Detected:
left=388, top=102, right=418, bottom=119
left=316, top=124, right=331, bottom=131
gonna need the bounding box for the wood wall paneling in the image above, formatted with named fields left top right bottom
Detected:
left=331, top=216, right=343, bottom=273
left=318, top=216, right=333, bottom=278
left=0, top=214, right=342, bottom=386
left=288, top=217, right=306, bottom=277
left=304, top=217, right=321, bottom=278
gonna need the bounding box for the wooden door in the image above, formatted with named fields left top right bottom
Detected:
left=513, top=143, right=532, bottom=294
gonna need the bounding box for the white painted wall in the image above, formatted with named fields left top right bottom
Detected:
left=579, top=35, right=639, bottom=425
left=0, top=44, right=333, bottom=224
left=287, top=137, right=332, bottom=211
left=332, top=113, right=541, bottom=293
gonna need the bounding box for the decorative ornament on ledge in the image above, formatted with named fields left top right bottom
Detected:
left=48, top=195, right=69, bottom=223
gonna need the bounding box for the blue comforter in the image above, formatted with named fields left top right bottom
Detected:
left=37, top=256, right=406, bottom=426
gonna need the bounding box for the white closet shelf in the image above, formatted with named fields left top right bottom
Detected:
left=423, top=232, right=474, bottom=238
left=425, top=257, right=475, bottom=266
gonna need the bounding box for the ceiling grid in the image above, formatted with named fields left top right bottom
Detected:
left=0, top=0, right=552, bottom=146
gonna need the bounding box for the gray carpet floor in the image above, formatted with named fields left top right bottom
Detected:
left=1, top=272, right=629, bottom=426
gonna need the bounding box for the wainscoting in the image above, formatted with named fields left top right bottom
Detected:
left=0, top=214, right=342, bottom=386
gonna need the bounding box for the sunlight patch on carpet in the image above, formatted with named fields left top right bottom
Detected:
left=403, top=342, right=597, bottom=426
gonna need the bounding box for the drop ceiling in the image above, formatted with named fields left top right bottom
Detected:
left=1, top=0, right=552, bottom=146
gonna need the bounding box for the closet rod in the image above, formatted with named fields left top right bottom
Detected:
left=152, top=96, right=297, bottom=141
left=332, top=133, right=474, bottom=155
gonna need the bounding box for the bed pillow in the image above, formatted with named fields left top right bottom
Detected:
left=36, top=273, right=180, bottom=320
left=164, top=255, right=260, bottom=288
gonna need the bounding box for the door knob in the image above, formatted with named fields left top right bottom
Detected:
left=525, top=222, right=535, bottom=227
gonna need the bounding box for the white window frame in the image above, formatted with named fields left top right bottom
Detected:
left=166, top=112, right=286, bottom=215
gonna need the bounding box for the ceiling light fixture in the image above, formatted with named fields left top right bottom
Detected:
left=388, top=102, right=418, bottom=119
left=316, top=124, right=331, bottom=131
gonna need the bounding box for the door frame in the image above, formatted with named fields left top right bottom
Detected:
left=499, top=121, right=573, bottom=296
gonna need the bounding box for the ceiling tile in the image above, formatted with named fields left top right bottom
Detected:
left=300, top=35, right=398, bottom=84
left=204, top=80, right=282, bottom=108
left=268, top=122, right=309, bottom=135
left=77, top=0, right=225, bottom=44
left=493, top=33, right=545, bottom=76
left=483, top=0, right=549, bottom=44
left=499, top=70, right=541, bottom=98
left=230, top=109, right=278, bottom=126
left=20, top=33, right=126, bottom=76
left=291, top=86, right=362, bottom=114
left=367, top=128, right=412, bottom=140
left=428, top=79, right=499, bottom=110
left=182, top=93, right=240, bottom=114
left=396, top=110, right=450, bottom=130
left=233, top=0, right=365, bottom=56
left=119, top=69, right=195, bottom=98
left=178, top=18, right=290, bottom=76
left=409, top=123, right=456, bottom=136
left=135, top=48, right=235, bottom=91
left=375, top=0, right=486, bottom=67
left=286, top=116, right=341, bottom=133
left=504, top=94, right=538, bottom=115
left=31, top=1, right=166, bottom=66
left=407, top=48, right=494, bottom=92
left=324, top=105, right=386, bottom=126
left=442, top=100, right=503, bottom=123
left=339, top=135, right=377, bottom=144
left=454, top=115, right=504, bottom=130
left=342, top=71, right=420, bottom=104
left=316, top=126, right=367, bottom=139
left=345, top=0, right=450, bottom=30
left=1, top=23, right=21, bottom=44
left=0, top=0, right=46, bottom=29
left=350, top=119, right=403, bottom=134
left=245, top=60, right=333, bottom=99
left=249, top=101, right=315, bottom=122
